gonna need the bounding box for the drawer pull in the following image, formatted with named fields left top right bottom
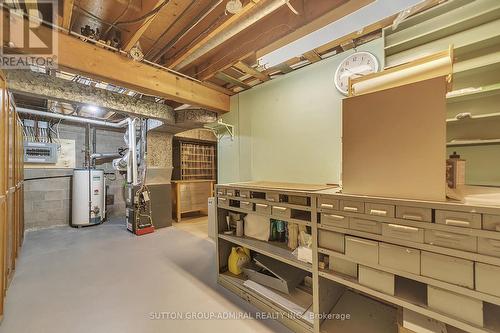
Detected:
left=256, top=203, right=268, bottom=208
left=402, top=214, right=423, bottom=221
left=219, top=198, right=227, bottom=202
left=217, top=191, right=224, bottom=195
left=370, top=209, right=387, bottom=216
left=434, top=232, right=468, bottom=241
left=327, top=214, right=345, bottom=220
left=343, top=206, right=358, bottom=212
left=321, top=203, right=335, bottom=209
left=445, top=219, right=470, bottom=227
left=388, top=224, right=419, bottom=232
left=274, top=206, right=287, bottom=211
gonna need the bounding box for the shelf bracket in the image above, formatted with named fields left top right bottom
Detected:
left=204, top=119, right=234, bottom=142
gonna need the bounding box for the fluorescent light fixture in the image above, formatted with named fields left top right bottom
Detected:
left=258, top=0, right=427, bottom=68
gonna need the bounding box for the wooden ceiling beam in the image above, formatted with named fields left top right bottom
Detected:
left=303, top=50, right=322, bottom=63
left=233, top=61, right=269, bottom=81
left=4, top=11, right=230, bottom=112
left=193, top=0, right=365, bottom=81
left=215, top=72, right=252, bottom=90
left=121, top=0, right=165, bottom=52
left=166, top=0, right=264, bottom=69
left=256, top=0, right=373, bottom=59
left=62, top=0, right=75, bottom=30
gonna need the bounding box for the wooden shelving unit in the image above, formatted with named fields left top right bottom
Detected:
left=171, top=138, right=217, bottom=222
left=0, top=74, right=24, bottom=318
left=216, top=183, right=500, bottom=333
left=175, top=141, right=216, bottom=181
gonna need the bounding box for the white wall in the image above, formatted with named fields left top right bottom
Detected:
left=218, top=38, right=384, bottom=184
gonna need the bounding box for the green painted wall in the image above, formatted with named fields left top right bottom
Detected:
left=218, top=38, right=384, bottom=184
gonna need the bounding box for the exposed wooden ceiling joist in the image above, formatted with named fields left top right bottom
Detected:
left=215, top=72, right=252, bottom=90
left=4, top=10, right=230, bottom=112
left=166, top=0, right=264, bottom=70
left=302, top=51, right=322, bottom=64
left=62, top=0, right=75, bottom=30
left=232, top=61, right=269, bottom=82
left=256, top=0, right=374, bottom=59
left=121, top=0, right=165, bottom=52
left=192, top=0, right=353, bottom=81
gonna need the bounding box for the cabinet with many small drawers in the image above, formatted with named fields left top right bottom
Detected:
left=216, top=183, right=500, bottom=333
left=315, top=190, right=500, bottom=333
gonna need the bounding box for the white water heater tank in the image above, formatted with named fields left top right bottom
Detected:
left=72, top=169, right=106, bottom=226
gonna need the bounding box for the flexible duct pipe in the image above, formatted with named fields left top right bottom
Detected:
left=173, top=0, right=288, bottom=70
left=17, top=107, right=129, bottom=128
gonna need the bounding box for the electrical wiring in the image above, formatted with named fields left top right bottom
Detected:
left=102, top=0, right=132, bottom=38
left=115, top=0, right=170, bottom=26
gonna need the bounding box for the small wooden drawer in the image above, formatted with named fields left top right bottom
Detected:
left=475, top=262, right=500, bottom=297
left=424, top=230, right=477, bottom=252
left=218, top=197, right=229, bottom=208
left=396, top=206, right=432, bottom=223
left=289, top=195, right=309, bottom=206
left=226, top=188, right=236, bottom=197
left=349, top=217, right=382, bottom=235
left=240, top=201, right=253, bottom=212
left=329, top=257, right=358, bottom=278
left=483, top=214, right=500, bottom=232
left=382, top=223, right=424, bottom=243
left=435, top=210, right=482, bottom=229
left=318, top=197, right=340, bottom=211
left=266, top=192, right=279, bottom=202
left=216, top=188, right=226, bottom=196
left=340, top=200, right=365, bottom=213
left=359, top=266, right=395, bottom=295
left=379, top=243, right=421, bottom=275
left=365, top=203, right=395, bottom=218
left=321, top=213, right=349, bottom=229
left=239, top=189, right=251, bottom=198
left=272, top=205, right=291, bottom=218
left=345, top=236, right=379, bottom=265
left=478, top=237, right=500, bottom=258
left=421, top=251, right=474, bottom=289
left=318, top=230, right=345, bottom=253
left=428, top=286, right=483, bottom=327
left=255, top=203, right=271, bottom=215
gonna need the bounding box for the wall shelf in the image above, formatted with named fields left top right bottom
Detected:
left=447, top=139, right=500, bottom=147
left=447, top=83, right=500, bottom=103
left=204, top=119, right=234, bottom=142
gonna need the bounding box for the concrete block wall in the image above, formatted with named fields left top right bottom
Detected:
left=24, top=123, right=127, bottom=230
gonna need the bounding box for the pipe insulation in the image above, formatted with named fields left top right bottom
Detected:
left=173, top=0, right=288, bottom=70
left=17, top=107, right=129, bottom=128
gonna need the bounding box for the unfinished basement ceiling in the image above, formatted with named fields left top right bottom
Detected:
left=5, top=0, right=443, bottom=103
left=61, top=0, right=387, bottom=94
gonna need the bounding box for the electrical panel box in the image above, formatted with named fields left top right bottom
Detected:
left=24, top=142, right=59, bottom=163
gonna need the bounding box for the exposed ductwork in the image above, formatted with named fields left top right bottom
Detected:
left=17, top=107, right=129, bottom=129
left=173, top=0, right=291, bottom=71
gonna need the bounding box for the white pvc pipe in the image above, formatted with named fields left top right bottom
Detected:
left=17, top=107, right=129, bottom=128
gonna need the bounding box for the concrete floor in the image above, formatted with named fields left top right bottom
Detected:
left=0, top=217, right=291, bottom=333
